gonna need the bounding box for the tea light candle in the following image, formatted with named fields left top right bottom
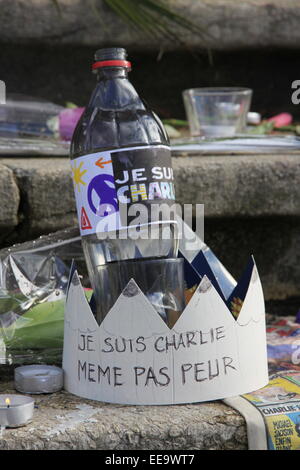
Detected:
left=14, top=365, right=63, bottom=394
left=0, top=394, right=34, bottom=427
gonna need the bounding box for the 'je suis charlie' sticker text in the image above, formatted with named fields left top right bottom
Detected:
left=71, top=145, right=176, bottom=236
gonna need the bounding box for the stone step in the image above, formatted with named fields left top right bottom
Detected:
left=1, top=0, right=300, bottom=51
left=0, top=152, right=299, bottom=302
left=0, top=379, right=247, bottom=450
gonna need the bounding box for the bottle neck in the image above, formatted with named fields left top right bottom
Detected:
left=90, top=66, right=143, bottom=111
left=96, top=67, right=129, bottom=81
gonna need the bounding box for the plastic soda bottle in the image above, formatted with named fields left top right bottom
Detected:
left=70, top=47, right=184, bottom=325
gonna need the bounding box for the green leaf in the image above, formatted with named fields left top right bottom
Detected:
left=3, top=299, right=65, bottom=350
left=65, top=101, right=78, bottom=109
left=163, top=118, right=189, bottom=127
left=248, top=121, right=274, bottom=135
left=2, top=290, right=93, bottom=351
left=51, top=0, right=208, bottom=47
left=101, top=0, right=207, bottom=42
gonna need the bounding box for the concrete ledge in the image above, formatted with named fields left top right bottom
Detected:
left=2, top=152, right=300, bottom=220
left=9, top=159, right=77, bottom=238
left=0, top=152, right=299, bottom=302
left=1, top=0, right=300, bottom=51
left=173, top=153, right=300, bottom=217
left=0, top=164, right=19, bottom=240
left=0, top=379, right=246, bottom=450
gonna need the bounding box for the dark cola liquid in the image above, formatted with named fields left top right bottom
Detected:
left=70, top=48, right=184, bottom=325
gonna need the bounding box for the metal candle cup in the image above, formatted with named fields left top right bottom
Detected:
left=14, top=365, right=63, bottom=394
left=0, top=394, right=34, bottom=427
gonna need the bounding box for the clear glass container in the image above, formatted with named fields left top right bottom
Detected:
left=183, top=87, right=252, bottom=138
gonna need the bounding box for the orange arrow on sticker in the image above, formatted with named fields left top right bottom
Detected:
left=95, top=157, right=112, bottom=169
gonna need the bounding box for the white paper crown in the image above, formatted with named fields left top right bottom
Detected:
left=62, top=256, right=268, bottom=405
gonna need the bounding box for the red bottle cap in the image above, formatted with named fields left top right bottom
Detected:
left=92, top=60, right=132, bottom=71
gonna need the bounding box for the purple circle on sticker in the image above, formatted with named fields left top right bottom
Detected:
left=87, top=174, right=118, bottom=217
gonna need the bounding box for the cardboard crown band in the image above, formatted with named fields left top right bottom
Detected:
left=62, top=251, right=269, bottom=405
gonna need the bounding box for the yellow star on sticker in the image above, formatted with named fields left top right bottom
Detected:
left=72, top=161, right=87, bottom=192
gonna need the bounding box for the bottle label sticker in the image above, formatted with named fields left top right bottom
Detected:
left=71, top=145, right=176, bottom=236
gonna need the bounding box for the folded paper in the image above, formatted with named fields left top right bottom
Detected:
left=63, top=256, right=268, bottom=405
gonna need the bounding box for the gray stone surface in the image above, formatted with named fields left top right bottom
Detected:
left=0, top=379, right=247, bottom=450
left=0, top=164, right=19, bottom=241
left=2, top=158, right=77, bottom=240
left=0, top=153, right=299, bottom=302
left=173, top=153, right=300, bottom=217
left=0, top=0, right=300, bottom=51
left=2, top=152, right=300, bottom=221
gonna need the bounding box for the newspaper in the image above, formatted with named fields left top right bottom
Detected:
left=224, top=316, right=300, bottom=450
